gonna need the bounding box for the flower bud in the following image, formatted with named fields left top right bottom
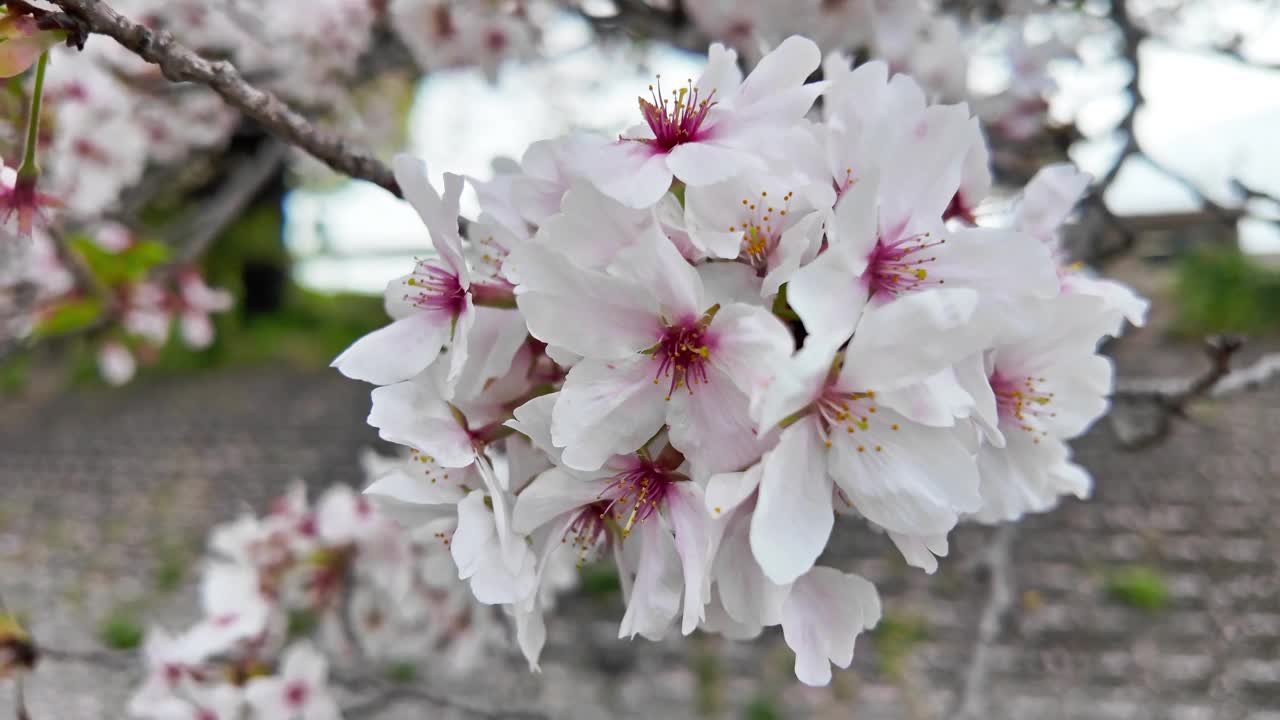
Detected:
left=0, top=15, right=64, bottom=78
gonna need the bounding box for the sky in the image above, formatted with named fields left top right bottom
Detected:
left=286, top=13, right=1280, bottom=293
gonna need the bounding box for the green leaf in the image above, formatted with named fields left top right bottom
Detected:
left=69, top=236, right=170, bottom=286
left=118, top=240, right=171, bottom=281
left=33, top=298, right=103, bottom=337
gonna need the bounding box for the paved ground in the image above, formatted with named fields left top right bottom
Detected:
left=1, top=340, right=1278, bottom=718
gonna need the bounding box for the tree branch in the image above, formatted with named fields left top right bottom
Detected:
left=42, top=0, right=402, bottom=198
left=1113, top=335, right=1244, bottom=409
left=954, top=525, right=1015, bottom=720
left=1110, top=336, right=1249, bottom=448
left=336, top=675, right=547, bottom=720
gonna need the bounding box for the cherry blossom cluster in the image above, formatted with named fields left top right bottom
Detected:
left=129, top=481, right=514, bottom=720
left=95, top=262, right=233, bottom=386
left=390, top=0, right=543, bottom=83
left=336, top=35, right=1147, bottom=686
left=16, top=0, right=381, bottom=223
left=0, top=213, right=232, bottom=385
left=684, top=0, right=1085, bottom=141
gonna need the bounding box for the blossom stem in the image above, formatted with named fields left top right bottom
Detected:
left=777, top=407, right=813, bottom=429
left=17, top=49, right=48, bottom=179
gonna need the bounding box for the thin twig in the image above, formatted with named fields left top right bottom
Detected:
left=44, top=0, right=401, bottom=197
left=954, top=525, right=1015, bottom=720
left=336, top=675, right=547, bottom=719
left=35, top=645, right=135, bottom=669
left=1110, top=336, right=1248, bottom=448
left=1113, top=335, right=1245, bottom=411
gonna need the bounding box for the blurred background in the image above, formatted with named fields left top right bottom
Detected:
left=2, top=0, right=1280, bottom=718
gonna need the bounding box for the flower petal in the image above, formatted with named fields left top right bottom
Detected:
left=512, top=468, right=610, bottom=535
left=750, top=417, right=834, bottom=585
left=332, top=311, right=451, bottom=385
left=705, top=463, right=763, bottom=519
left=843, top=288, right=983, bottom=390
left=828, top=413, right=981, bottom=536
left=788, top=241, right=869, bottom=344
left=667, top=482, right=712, bottom=635
left=781, top=566, right=880, bottom=687
left=665, top=141, right=766, bottom=188
left=368, top=373, right=475, bottom=467
left=666, top=366, right=767, bottom=479
left=552, top=358, right=668, bottom=471
left=618, top=518, right=682, bottom=640
left=509, top=242, right=660, bottom=357
left=589, top=142, right=674, bottom=209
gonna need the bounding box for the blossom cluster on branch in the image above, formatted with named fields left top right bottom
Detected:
left=683, top=0, right=1088, bottom=142
left=332, top=35, right=1147, bottom=688
left=129, top=481, right=518, bottom=719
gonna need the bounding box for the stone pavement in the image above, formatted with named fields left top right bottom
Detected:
left=0, top=355, right=1277, bottom=719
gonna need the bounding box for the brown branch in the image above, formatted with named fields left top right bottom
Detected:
left=1209, top=351, right=1280, bottom=399
left=1113, top=335, right=1244, bottom=410
left=43, top=0, right=402, bottom=198
left=574, top=0, right=706, bottom=54
left=1110, top=336, right=1247, bottom=448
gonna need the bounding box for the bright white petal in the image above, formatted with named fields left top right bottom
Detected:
left=505, top=393, right=561, bottom=460
left=750, top=418, right=834, bottom=585
left=608, top=224, right=706, bottom=320
left=665, top=141, right=764, bottom=187
left=828, top=413, right=981, bottom=536
left=736, top=35, right=821, bottom=107
left=332, top=312, right=450, bottom=385
left=618, top=518, right=682, bottom=640
left=781, top=566, right=879, bottom=687
left=708, top=302, right=796, bottom=396
left=368, top=374, right=475, bottom=467
left=889, top=532, right=949, bottom=574
left=589, top=142, right=675, bottom=208
left=552, top=358, right=667, bottom=472
left=667, top=483, right=712, bottom=635
left=788, top=242, right=869, bottom=344
left=705, top=463, right=763, bottom=519
left=508, top=242, right=660, bottom=357
left=843, top=288, right=983, bottom=390
left=512, top=468, right=610, bottom=535
left=666, top=366, right=768, bottom=479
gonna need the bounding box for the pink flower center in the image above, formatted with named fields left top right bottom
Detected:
left=989, top=370, right=1055, bottom=437
left=485, top=29, right=508, bottom=53
left=637, top=77, right=716, bottom=152
left=651, top=309, right=718, bottom=399
left=864, top=231, right=946, bottom=299
left=405, top=261, right=466, bottom=316
left=600, top=463, right=678, bottom=536
left=0, top=174, right=60, bottom=237
left=563, top=502, right=611, bottom=567
left=285, top=680, right=309, bottom=708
